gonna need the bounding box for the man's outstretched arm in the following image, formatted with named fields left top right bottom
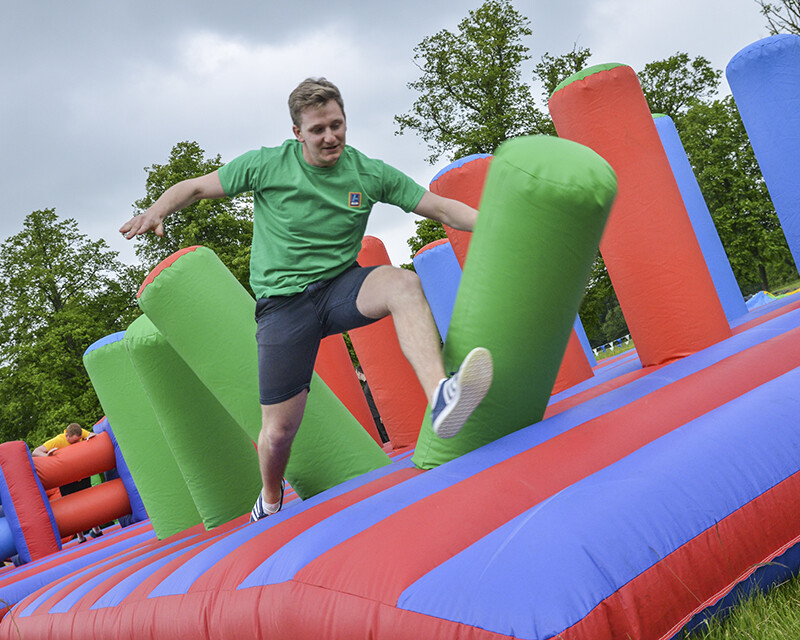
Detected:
left=413, top=191, right=478, bottom=232
left=119, top=171, right=226, bottom=239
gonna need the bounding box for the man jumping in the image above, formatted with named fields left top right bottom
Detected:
left=120, top=78, right=493, bottom=521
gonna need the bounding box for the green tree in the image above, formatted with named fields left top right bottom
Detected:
left=396, top=1, right=594, bottom=262
left=679, top=96, right=798, bottom=294
left=535, top=45, right=593, bottom=104
left=131, top=141, right=254, bottom=290
left=403, top=218, right=450, bottom=269
left=637, top=53, right=721, bottom=123
left=755, top=0, right=800, bottom=34
left=578, top=254, right=629, bottom=347
left=0, top=209, right=140, bottom=444
left=394, top=0, right=545, bottom=164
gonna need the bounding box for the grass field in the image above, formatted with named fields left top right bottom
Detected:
left=685, top=573, right=800, bottom=639
left=593, top=340, right=635, bottom=361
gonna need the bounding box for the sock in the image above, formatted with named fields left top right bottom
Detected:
left=261, top=488, right=281, bottom=514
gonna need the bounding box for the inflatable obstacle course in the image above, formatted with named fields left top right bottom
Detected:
left=1, top=34, right=800, bottom=640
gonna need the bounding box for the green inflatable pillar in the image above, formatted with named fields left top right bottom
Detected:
left=137, top=246, right=390, bottom=499
left=413, top=136, right=617, bottom=469
left=124, top=315, right=262, bottom=529
left=83, top=333, right=202, bottom=539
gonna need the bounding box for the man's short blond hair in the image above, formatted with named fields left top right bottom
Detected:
left=288, top=78, right=345, bottom=127
left=65, top=423, right=83, bottom=438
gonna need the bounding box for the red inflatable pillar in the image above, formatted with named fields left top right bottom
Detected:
left=552, top=329, right=594, bottom=394
left=314, top=334, right=382, bottom=445
left=550, top=64, right=731, bottom=365
left=33, top=433, right=132, bottom=538
left=431, top=154, right=595, bottom=390
left=348, top=236, right=428, bottom=448
left=0, top=442, right=61, bottom=563
left=430, top=155, right=493, bottom=268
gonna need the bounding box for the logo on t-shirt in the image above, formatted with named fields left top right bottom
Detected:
left=348, top=192, right=362, bottom=208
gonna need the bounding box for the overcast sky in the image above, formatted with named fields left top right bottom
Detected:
left=2, top=0, right=771, bottom=269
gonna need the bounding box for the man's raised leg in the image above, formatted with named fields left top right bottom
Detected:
left=355, top=265, right=492, bottom=438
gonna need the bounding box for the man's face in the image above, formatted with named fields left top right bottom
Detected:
left=293, top=101, right=346, bottom=167
left=66, top=434, right=81, bottom=445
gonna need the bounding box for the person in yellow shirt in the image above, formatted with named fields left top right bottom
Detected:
left=32, top=423, right=102, bottom=542
left=32, top=423, right=95, bottom=457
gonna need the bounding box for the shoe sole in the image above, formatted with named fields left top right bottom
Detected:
left=432, top=347, right=493, bottom=439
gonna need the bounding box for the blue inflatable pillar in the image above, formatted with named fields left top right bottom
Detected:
left=653, top=114, right=746, bottom=322
left=727, top=35, right=800, bottom=270
left=413, top=239, right=462, bottom=341
left=573, top=315, right=596, bottom=364
left=93, top=418, right=148, bottom=525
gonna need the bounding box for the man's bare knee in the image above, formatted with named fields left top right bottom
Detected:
left=385, top=268, right=426, bottom=309
left=259, top=392, right=307, bottom=452
left=259, top=422, right=295, bottom=453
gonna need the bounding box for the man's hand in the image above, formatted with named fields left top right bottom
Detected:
left=119, top=209, right=166, bottom=239
left=119, top=172, right=226, bottom=241
left=47, top=447, right=58, bottom=456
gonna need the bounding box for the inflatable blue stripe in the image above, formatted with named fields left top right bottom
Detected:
left=0, top=516, right=15, bottom=560
left=573, top=315, right=595, bottom=364
left=0, top=465, right=27, bottom=563
left=16, top=527, right=161, bottom=617
left=93, top=538, right=209, bottom=609
left=545, top=306, right=800, bottom=420
left=397, top=366, right=800, bottom=637
left=47, top=537, right=201, bottom=614
left=237, top=431, right=561, bottom=589
left=0, top=526, right=155, bottom=612
left=235, top=308, right=800, bottom=590
left=84, top=330, right=126, bottom=356
left=730, top=291, right=800, bottom=329
left=149, top=457, right=416, bottom=598
left=94, top=419, right=147, bottom=523
left=549, top=351, right=641, bottom=405
left=429, top=154, right=491, bottom=185
left=654, top=114, right=746, bottom=322
left=413, top=240, right=461, bottom=341
left=727, top=35, right=800, bottom=267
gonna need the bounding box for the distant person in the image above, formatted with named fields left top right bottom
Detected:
left=120, top=77, right=494, bottom=522
left=356, top=365, right=388, bottom=444
left=32, top=423, right=95, bottom=457
left=32, top=423, right=103, bottom=543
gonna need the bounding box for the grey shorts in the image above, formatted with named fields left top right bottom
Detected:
left=255, top=263, right=379, bottom=405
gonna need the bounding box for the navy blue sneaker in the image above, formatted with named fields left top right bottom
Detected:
left=250, top=478, right=285, bottom=523
left=431, top=347, right=493, bottom=439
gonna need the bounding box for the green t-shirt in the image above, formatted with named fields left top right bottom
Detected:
left=218, top=140, right=426, bottom=298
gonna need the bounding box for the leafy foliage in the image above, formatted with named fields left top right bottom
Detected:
left=0, top=210, right=141, bottom=445
left=578, top=254, right=628, bottom=347
left=755, top=0, right=800, bottom=35
left=394, top=0, right=545, bottom=163
left=402, top=218, right=449, bottom=269
left=638, top=53, right=721, bottom=122
left=132, top=141, right=254, bottom=291
left=678, top=96, right=798, bottom=294
left=535, top=45, right=593, bottom=103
